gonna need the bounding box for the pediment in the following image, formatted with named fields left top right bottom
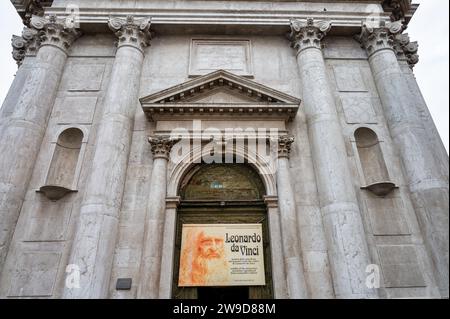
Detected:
left=140, top=70, right=301, bottom=121
left=182, top=88, right=260, bottom=104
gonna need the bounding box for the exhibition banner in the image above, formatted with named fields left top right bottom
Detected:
left=179, top=224, right=266, bottom=287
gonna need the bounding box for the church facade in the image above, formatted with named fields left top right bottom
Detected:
left=0, top=0, right=448, bottom=299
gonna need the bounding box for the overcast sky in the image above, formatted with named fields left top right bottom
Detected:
left=0, top=0, right=448, bottom=153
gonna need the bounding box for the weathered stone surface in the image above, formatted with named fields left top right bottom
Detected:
left=1, top=0, right=447, bottom=300
left=0, top=14, right=80, bottom=278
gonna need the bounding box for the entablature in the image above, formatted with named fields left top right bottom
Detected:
left=10, top=0, right=412, bottom=36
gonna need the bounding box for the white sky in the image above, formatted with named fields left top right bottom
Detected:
left=0, top=0, right=448, bottom=153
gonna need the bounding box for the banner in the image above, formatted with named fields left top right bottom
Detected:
left=179, top=224, right=266, bottom=287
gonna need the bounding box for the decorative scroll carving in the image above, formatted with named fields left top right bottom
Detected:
left=148, top=136, right=179, bottom=160
left=357, top=20, right=404, bottom=57
left=30, top=14, right=81, bottom=53
left=288, top=18, right=332, bottom=53
left=11, top=27, right=40, bottom=66
left=394, top=33, right=419, bottom=68
left=277, top=135, right=295, bottom=159
left=108, top=16, right=152, bottom=53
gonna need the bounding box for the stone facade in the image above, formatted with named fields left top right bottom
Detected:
left=0, top=0, right=448, bottom=299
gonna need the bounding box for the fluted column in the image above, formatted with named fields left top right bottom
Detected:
left=359, top=21, right=449, bottom=298
left=289, top=19, right=376, bottom=298
left=63, top=16, right=151, bottom=299
left=138, top=136, right=178, bottom=299
left=0, top=15, right=80, bottom=275
left=275, top=136, right=308, bottom=299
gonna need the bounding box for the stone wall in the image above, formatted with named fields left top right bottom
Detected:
left=1, top=0, right=447, bottom=299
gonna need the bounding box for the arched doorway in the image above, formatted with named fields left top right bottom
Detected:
left=172, top=163, right=274, bottom=300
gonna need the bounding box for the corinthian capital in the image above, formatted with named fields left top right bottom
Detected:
left=394, top=33, right=419, bottom=68
left=30, top=15, right=81, bottom=53
left=11, top=27, right=40, bottom=66
left=148, top=136, right=179, bottom=160
left=357, top=20, right=404, bottom=57
left=277, top=135, right=295, bottom=159
left=288, top=18, right=332, bottom=53
left=108, top=16, right=152, bottom=53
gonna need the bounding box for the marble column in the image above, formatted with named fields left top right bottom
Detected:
left=158, top=196, right=181, bottom=299
left=63, top=16, right=151, bottom=299
left=0, top=15, right=80, bottom=275
left=138, top=136, right=178, bottom=299
left=289, top=19, right=376, bottom=298
left=359, top=21, right=449, bottom=298
left=275, top=136, right=308, bottom=299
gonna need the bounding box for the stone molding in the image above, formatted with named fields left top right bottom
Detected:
left=276, top=135, right=295, bottom=159
left=148, top=136, right=179, bottom=160
left=10, top=0, right=51, bottom=26
left=108, top=16, right=152, bottom=53
left=264, top=195, right=279, bottom=209
left=165, top=196, right=181, bottom=209
left=289, top=18, right=332, bottom=54
left=23, top=0, right=45, bottom=26
left=357, top=20, right=404, bottom=57
left=382, top=0, right=413, bottom=23
left=29, top=14, right=81, bottom=54
left=394, top=33, right=419, bottom=68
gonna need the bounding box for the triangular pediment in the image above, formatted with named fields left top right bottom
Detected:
left=182, top=87, right=261, bottom=103
left=140, top=70, right=301, bottom=105
left=140, top=70, right=301, bottom=121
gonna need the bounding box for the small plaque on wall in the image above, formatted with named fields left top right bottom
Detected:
left=189, top=39, right=253, bottom=77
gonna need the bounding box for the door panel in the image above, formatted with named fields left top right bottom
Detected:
left=172, top=205, right=273, bottom=299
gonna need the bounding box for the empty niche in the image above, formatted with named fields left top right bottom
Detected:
left=38, top=128, right=83, bottom=200
left=355, top=128, right=397, bottom=197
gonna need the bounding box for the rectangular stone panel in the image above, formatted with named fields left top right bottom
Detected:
left=23, top=200, right=73, bottom=242
left=333, top=66, right=368, bottom=92
left=377, top=245, right=426, bottom=288
left=341, top=94, right=377, bottom=124
left=53, top=96, right=98, bottom=124
left=189, top=39, right=253, bottom=77
left=66, top=63, right=106, bottom=91
left=365, top=194, right=410, bottom=236
left=8, top=252, right=61, bottom=297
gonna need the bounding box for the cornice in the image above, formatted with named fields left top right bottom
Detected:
left=41, top=6, right=392, bottom=35
left=11, top=1, right=418, bottom=31
left=382, top=0, right=414, bottom=24
left=10, top=0, right=53, bottom=26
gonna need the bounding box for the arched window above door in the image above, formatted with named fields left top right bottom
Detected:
left=180, top=164, right=266, bottom=201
